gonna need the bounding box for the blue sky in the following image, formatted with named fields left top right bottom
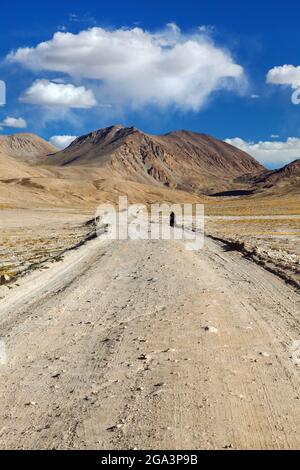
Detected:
left=1, top=0, right=300, bottom=168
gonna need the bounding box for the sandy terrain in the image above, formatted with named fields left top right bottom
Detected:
left=0, top=229, right=299, bottom=450
left=206, top=215, right=300, bottom=288
left=0, top=209, right=94, bottom=285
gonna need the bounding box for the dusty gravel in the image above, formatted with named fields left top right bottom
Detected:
left=0, top=232, right=299, bottom=450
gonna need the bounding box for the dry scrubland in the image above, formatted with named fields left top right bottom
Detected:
left=205, top=195, right=300, bottom=288
left=0, top=179, right=204, bottom=291
left=205, top=196, right=300, bottom=216
left=0, top=209, right=94, bottom=293
left=1, top=192, right=299, bottom=292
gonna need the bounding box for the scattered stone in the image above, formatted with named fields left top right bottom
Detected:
left=203, top=326, right=219, bottom=333
left=106, top=426, right=117, bottom=432
left=51, top=372, right=61, bottom=378
left=152, top=389, right=165, bottom=397
left=259, top=351, right=271, bottom=358
left=0, top=274, right=11, bottom=285
left=138, top=354, right=150, bottom=361
left=106, top=423, right=123, bottom=432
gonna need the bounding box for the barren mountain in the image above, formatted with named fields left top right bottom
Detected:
left=0, top=133, right=57, bottom=200
left=236, top=159, right=300, bottom=196
left=1, top=128, right=298, bottom=210
left=43, top=125, right=265, bottom=194
left=257, top=159, right=300, bottom=192
left=0, top=133, right=57, bottom=164
left=0, top=130, right=205, bottom=209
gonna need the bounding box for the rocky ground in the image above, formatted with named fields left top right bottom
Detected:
left=1, top=208, right=299, bottom=292
left=0, top=226, right=299, bottom=449
left=0, top=209, right=94, bottom=290
left=205, top=216, right=300, bottom=288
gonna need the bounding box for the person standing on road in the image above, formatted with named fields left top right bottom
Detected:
left=170, top=212, right=175, bottom=227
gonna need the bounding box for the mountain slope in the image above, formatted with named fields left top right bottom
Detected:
left=43, top=125, right=265, bottom=194
left=245, top=159, right=300, bottom=196
left=0, top=153, right=45, bottom=179
left=0, top=130, right=211, bottom=209
left=0, top=133, right=57, bottom=164
left=258, top=159, right=300, bottom=183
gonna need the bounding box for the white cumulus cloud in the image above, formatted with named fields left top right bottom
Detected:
left=8, top=25, right=244, bottom=111
left=225, top=137, right=300, bottom=168
left=266, top=65, right=300, bottom=89
left=20, top=79, right=97, bottom=108
left=49, top=135, right=77, bottom=149
left=0, top=116, right=27, bottom=128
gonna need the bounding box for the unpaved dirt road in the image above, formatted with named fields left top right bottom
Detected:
left=0, top=232, right=299, bottom=450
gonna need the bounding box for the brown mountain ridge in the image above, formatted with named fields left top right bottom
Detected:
left=42, top=125, right=265, bottom=194
left=1, top=126, right=299, bottom=209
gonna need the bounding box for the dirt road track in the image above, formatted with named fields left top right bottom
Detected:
left=0, top=234, right=299, bottom=449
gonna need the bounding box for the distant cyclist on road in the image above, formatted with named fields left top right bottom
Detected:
left=170, top=212, right=176, bottom=228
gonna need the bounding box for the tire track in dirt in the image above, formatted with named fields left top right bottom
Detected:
left=0, top=235, right=299, bottom=449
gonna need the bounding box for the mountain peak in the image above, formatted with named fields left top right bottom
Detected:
left=280, top=158, right=300, bottom=175
left=0, top=132, right=57, bottom=163
left=41, top=125, right=265, bottom=194
left=68, top=125, right=141, bottom=149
